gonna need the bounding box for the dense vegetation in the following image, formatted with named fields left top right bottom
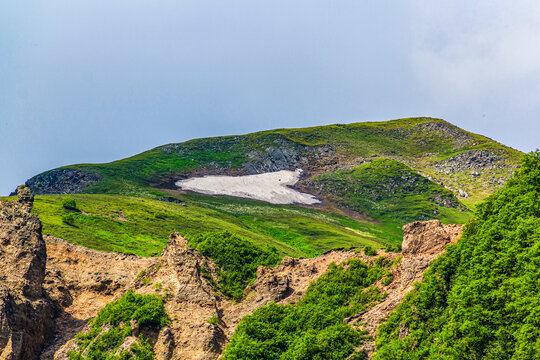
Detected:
left=68, top=291, right=169, bottom=360
left=223, top=257, right=395, bottom=359
left=24, top=193, right=386, bottom=257
left=374, top=151, right=540, bottom=359
left=309, top=158, right=472, bottom=234
left=189, top=231, right=281, bottom=301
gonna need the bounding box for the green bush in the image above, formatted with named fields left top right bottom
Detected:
left=223, top=258, right=388, bottom=359
left=374, top=151, right=540, bottom=359
left=62, top=197, right=78, bottom=211
left=189, top=231, right=281, bottom=301
left=208, top=315, right=219, bottom=326
left=67, top=290, right=169, bottom=360
left=363, top=245, right=377, bottom=256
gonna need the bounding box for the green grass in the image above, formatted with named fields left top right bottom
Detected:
left=27, top=193, right=389, bottom=258
left=27, top=117, right=521, bottom=204
left=309, top=158, right=474, bottom=236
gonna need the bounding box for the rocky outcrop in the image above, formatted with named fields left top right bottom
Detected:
left=39, top=218, right=462, bottom=360
left=0, top=186, right=54, bottom=360
left=48, top=231, right=384, bottom=360
left=40, top=236, right=156, bottom=359
left=25, top=168, right=103, bottom=195
left=242, top=135, right=336, bottom=174
left=350, top=219, right=462, bottom=357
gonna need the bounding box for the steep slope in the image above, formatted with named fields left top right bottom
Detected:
left=374, top=151, right=540, bottom=359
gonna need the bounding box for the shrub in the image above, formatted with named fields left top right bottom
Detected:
left=363, top=245, right=377, bottom=256
left=189, top=231, right=281, bottom=301
left=67, top=291, right=169, bottom=360
left=62, top=197, right=78, bottom=211
left=223, top=258, right=388, bottom=359
left=375, top=151, right=540, bottom=359
left=208, top=315, right=219, bottom=326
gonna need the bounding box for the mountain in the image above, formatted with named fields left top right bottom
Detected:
left=21, top=118, right=521, bottom=257
left=1, top=119, right=537, bottom=359
left=26, top=117, right=520, bottom=205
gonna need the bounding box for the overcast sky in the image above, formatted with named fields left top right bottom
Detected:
left=1, top=1, right=539, bottom=195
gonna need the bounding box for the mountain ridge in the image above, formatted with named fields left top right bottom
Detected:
left=25, top=117, right=521, bottom=204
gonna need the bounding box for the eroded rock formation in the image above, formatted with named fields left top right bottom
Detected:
left=0, top=186, right=54, bottom=360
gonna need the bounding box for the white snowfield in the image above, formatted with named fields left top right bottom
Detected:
left=175, top=169, right=320, bottom=205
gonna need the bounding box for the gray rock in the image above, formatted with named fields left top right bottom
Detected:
left=26, top=168, right=103, bottom=195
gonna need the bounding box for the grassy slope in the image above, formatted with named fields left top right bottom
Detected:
left=32, top=118, right=521, bottom=201
left=18, top=118, right=519, bottom=259
left=19, top=193, right=387, bottom=258
left=308, top=158, right=473, bottom=234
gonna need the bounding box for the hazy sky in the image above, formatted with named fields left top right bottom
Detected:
left=1, top=1, right=539, bottom=195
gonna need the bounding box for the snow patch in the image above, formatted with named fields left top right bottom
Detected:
left=175, top=169, right=320, bottom=205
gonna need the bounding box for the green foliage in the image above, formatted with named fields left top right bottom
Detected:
left=62, top=197, right=78, bottom=211
left=374, top=151, right=540, bottom=359
left=223, top=258, right=388, bottom=359
left=93, top=290, right=169, bottom=329
left=189, top=231, right=281, bottom=301
left=363, top=245, right=377, bottom=256
left=208, top=315, right=219, bottom=326
left=68, top=291, right=169, bottom=360
left=62, top=213, right=76, bottom=226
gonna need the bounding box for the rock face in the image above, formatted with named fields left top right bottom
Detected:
left=25, top=168, right=103, bottom=195
left=0, top=186, right=54, bottom=360
left=40, top=236, right=157, bottom=359
left=401, top=220, right=462, bottom=257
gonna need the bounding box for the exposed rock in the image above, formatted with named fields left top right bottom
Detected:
left=158, top=197, right=185, bottom=205
left=40, top=236, right=156, bottom=359
left=431, top=149, right=509, bottom=175
left=39, top=219, right=462, bottom=360
left=26, top=168, right=103, bottom=195
left=0, top=186, right=54, bottom=360
left=401, top=220, right=462, bottom=257
left=416, top=121, right=475, bottom=148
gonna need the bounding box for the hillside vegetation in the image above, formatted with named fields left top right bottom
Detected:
left=188, top=231, right=281, bottom=301
left=374, top=151, right=540, bottom=359
left=19, top=117, right=516, bottom=258
left=307, top=158, right=472, bottom=232
left=21, top=193, right=389, bottom=258
left=27, top=118, right=520, bottom=205
left=223, top=257, right=394, bottom=359
left=67, top=291, right=169, bottom=360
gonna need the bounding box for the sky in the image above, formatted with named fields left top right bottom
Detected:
left=1, top=1, right=539, bottom=195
